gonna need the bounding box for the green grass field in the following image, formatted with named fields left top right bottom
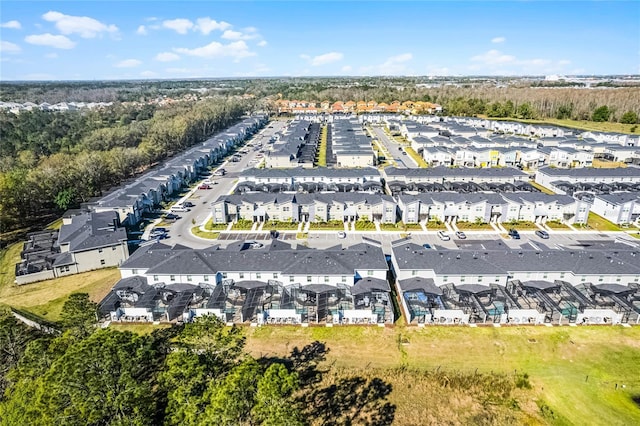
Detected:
left=243, top=325, right=640, bottom=426
left=584, top=212, right=622, bottom=232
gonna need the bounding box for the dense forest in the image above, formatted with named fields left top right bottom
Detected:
left=0, top=301, right=395, bottom=425
left=0, top=97, right=251, bottom=241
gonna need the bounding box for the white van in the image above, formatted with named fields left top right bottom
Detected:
left=170, top=205, right=190, bottom=213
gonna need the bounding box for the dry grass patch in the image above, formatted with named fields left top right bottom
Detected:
left=0, top=266, right=119, bottom=321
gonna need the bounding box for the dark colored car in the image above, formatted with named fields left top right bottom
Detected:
left=508, top=229, right=520, bottom=239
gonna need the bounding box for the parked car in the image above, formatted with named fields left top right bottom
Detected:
left=198, top=184, right=211, bottom=190
left=164, top=213, right=180, bottom=220
left=170, top=205, right=190, bottom=212
left=508, top=229, right=521, bottom=239
left=402, top=151, right=407, bottom=155
left=182, top=202, right=194, bottom=207
left=422, top=243, right=432, bottom=249
left=535, top=230, right=550, bottom=239
left=270, top=230, right=279, bottom=239
left=213, top=169, right=226, bottom=176
left=337, top=231, right=346, bottom=239
left=246, top=240, right=264, bottom=249
left=455, top=231, right=467, bottom=239
left=437, top=231, right=450, bottom=241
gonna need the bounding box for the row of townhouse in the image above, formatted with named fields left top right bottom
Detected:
left=88, top=115, right=268, bottom=225
left=0, top=101, right=114, bottom=114
left=236, top=166, right=383, bottom=193
left=331, top=117, right=377, bottom=167
left=99, top=240, right=394, bottom=325
left=383, top=166, right=529, bottom=186
left=265, top=119, right=314, bottom=168
left=15, top=211, right=129, bottom=285
left=396, top=192, right=590, bottom=225
left=211, top=192, right=398, bottom=224
left=535, top=166, right=640, bottom=194
left=211, top=189, right=589, bottom=226
left=98, top=238, right=640, bottom=326
left=391, top=242, right=640, bottom=325
left=276, top=100, right=442, bottom=115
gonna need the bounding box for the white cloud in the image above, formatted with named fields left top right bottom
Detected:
left=341, top=65, right=352, bottom=73
left=378, top=53, right=413, bottom=74
left=309, top=52, right=344, bottom=66
left=469, top=50, right=574, bottom=75
left=25, top=33, right=76, bottom=49
left=221, top=29, right=260, bottom=41
left=174, top=40, right=255, bottom=59
left=45, top=52, right=58, bottom=59
left=136, top=25, right=147, bottom=35
left=491, top=36, right=506, bottom=44
left=195, top=17, right=231, bottom=34
left=155, top=52, right=180, bottom=62
left=42, top=11, right=118, bottom=38
left=162, top=18, right=193, bottom=34
left=257, top=40, right=268, bottom=47
left=1, top=20, right=22, bottom=30
left=140, top=70, right=157, bottom=78
left=115, top=59, right=142, bottom=68
left=471, top=49, right=515, bottom=65
left=0, top=41, right=21, bottom=53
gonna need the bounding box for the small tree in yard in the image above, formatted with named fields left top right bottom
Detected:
left=620, top=111, right=638, bottom=124
left=592, top=105, right=611, bottom=122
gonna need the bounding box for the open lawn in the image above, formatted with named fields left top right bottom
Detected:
left=582, top=212, right=622, bottom=232
left=0, top=243, right=119, bottom=322
left=455, top=221, right=495, bottom=230
left=191, top=226, right=220, bottom=239
left=404, top=147, right=429, bottom=168
left=243, top=325, right=640, bottom=426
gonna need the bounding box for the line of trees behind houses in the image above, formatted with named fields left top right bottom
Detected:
left=0, top=98, right=251, bottom=240
left=268, top=84, right=640, bottom=124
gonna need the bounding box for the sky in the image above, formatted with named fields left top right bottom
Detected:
left=0, top=1, right=638, bottom=80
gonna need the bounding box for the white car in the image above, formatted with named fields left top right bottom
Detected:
left=337, top=231, right=346, bottom=239
left=437, top=231, right=451, bottom=241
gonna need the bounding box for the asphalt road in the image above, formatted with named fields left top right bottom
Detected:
left=370, top=126, right=418, bottom=168
left=154, top=120, right=288, bottom=249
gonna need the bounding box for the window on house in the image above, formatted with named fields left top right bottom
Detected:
left=100, top=259, right=105, bottom=265
left=153, top=275, right=158, bottom=281
left=256, top=273, right=261, bottom=279
left=222, top=272, right=228, bottom=279
left=132, top=269, right=138, bottom=274
left=273, top=273, right=278, bottom=279
left=598, top=276, right=604, bottom=282
left=239, top=272, right=245, bottom=279
left=98, top=248, right=103, bottom=253
left=307, top=276, right=312, bottom=283
left=170, top=275, right=176, bottom=281
left=112, top=246, right=117, bottom=251
left=478, top=276, right=483, bottom=282
left=290, top=275, right=295, bottom=282
left=342, top=276, right=347, bottom=282
left=187, top=275, right=192, bottom=282
left=411, top=270, right=417, bottom=276
left=460, top=276, right=466, bottom=282
left=65, top=266, right=70, bottom=272
left=204, top=275, right=209, bottom=282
